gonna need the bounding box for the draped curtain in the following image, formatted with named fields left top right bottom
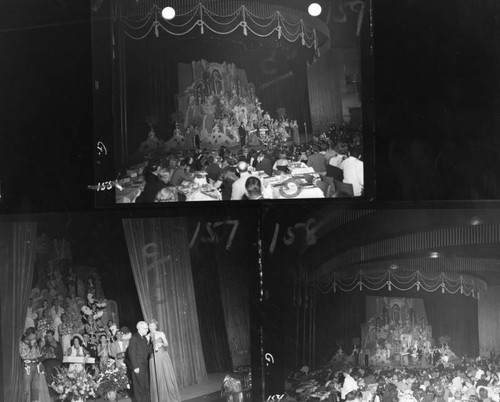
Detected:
left=307, top=48, right=344, bottom=132
left=187, top=218, right=254, bottom=370
left=190, top=242, right=232, bottom=373
left=122, top=217, right=207, bottom=387
left=124, top=40, right=179, bottom=157
left=0, top=222, right=37, bottom=402
left=478, top=286, right=500, bottom=356
left=257, top=60, right=313, bottom=134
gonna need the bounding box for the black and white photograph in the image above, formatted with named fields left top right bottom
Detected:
left=2, top=0, right=500, bottom=401
left=91, top=0, right=370, bottom=204
left=0, top=207, right=259, bottom=402
left=261, top=205, right=500, bottom=402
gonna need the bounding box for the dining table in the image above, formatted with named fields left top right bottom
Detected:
left=115, top=163, right=326, bottom=202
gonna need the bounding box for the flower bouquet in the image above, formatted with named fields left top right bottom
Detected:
left=50, top=367, right=101, bottom=401
left=96, top=361, right=130, bottom=399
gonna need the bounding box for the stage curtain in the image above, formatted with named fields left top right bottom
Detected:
left=122, top=217, right=207, bottom=387
left=0, top=222, right=37, bottom=402
left=190, top=241, right=233, bottom=373
left=187, top=218, right=254, bottom=370
left=213, top=234, right=252, bottom=369
left=307, top=49, right=344, bottom=133
left=257, top=61, right=313, bottom=134
left=478, top=286, right=500, bottom=357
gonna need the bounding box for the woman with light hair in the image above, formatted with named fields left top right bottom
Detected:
left=147, top=318, right=181, bottom=402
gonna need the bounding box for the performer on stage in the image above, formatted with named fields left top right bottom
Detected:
left=20, top=327, right=42, bottom=402
left=238, top=122, right=247, bottom=147
left=128, top=321, right=152, bottom=402
left=291, top=120, right=300, bottom=145
left=147, top=319, right=181, bottom=402
left=66, top=335, right=88, bottom=373
left=185, top=124, right=195, bottom=152
left=109, top=329, right=128, bottom=369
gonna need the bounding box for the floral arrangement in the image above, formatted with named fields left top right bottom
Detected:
left=258, top=125, right=290, bottom=151
left=50, top=367, right=101, bottom=401
left=81, top=305, right=92, bottom=316
left=96, top=361, right=130, bottom=397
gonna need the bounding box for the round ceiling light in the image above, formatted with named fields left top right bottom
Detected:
left=308, top=3, right=322, bottom=17
left=161, top=6, right=176, bottom=20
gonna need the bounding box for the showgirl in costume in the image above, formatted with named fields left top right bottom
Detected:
left=291, top=120, right=300, bottom=145
left=147, top=319, right=181, bottom=402
left=66, top=335, right=88, bottom=373
left=330, top=344, right=347, bottom=367
left=58, top=313, right=73, bottom=353
left=440, top=344, right=458, bottom=363
left=166, top=124, right=185, bottom=149
left=369, top=343, right=391, bottom=366
left=345, top=344, right=361, bottom=366
left=50, top=298, right=64, bottom=342
left=97, top=334, right=110, bottom=372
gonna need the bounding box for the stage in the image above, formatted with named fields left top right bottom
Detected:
left=181, top=372, right=226, bottom=401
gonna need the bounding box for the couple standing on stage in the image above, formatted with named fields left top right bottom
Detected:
left=128, top=319, right=181, bottom=402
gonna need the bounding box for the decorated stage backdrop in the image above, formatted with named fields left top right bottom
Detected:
left=169, top=59, right=264, bottom=149
left=361, top=297, right=432, bottom=363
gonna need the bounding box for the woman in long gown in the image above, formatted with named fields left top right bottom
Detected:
left=147, top=319, right=181, bottom=402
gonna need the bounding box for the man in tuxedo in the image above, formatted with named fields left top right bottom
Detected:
left=127, top=321, right=152, bottom=402
left=81, top=332, right=98, bottom=374
left=82, top=333, right=96, bottom=358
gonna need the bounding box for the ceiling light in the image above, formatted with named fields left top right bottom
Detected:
left=429, top=252, right=440, bottom=259
left=389, top=264, right=398, bottom=270
left=470, top=216, right=483, bottom=226
left=162, top=6, right=176, bottom=20
left=308, top=3, right=322, bottom=17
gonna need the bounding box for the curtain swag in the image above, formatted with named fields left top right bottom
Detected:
left=121, top=2, right=321, bottom=55
left=315, top=270, right=485, bottom=300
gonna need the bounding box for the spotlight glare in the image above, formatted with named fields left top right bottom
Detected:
left=308, top=3, right=322, bottom=17
left=162, top=6, right=176, bottom=20
left=470, top=216, right=483, bottom=226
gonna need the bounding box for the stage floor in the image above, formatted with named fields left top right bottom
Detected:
left=95, top=372, right=226, bottom=402
left=180, top=372, right=226, bottom=401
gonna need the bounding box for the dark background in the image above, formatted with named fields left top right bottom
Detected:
left=1, top=0, right=500, bottom=398
left=0, top=0, right=499, bottom=212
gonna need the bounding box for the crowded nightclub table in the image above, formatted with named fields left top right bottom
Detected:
left=115, top=164, right=325, bottom=203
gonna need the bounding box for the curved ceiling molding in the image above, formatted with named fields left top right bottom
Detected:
left=317, top=224, right=500, bottom=274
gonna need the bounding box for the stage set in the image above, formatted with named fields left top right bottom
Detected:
left=262, top=207, right=500, bottom=402
left=91, top=0, right=368, bottom=203
left=0, top=210, right=257, bottom=402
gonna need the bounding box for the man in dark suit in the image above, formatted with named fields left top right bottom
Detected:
left=127, top=321, right=152, bottom=402
left=82, top=332, right=98, bottom=374
left=41, top=330, right=63, bottom=399
left=255, top=151, right=273, bottom=176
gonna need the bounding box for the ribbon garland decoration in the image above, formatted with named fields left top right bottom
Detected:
left=316, top=270, right=484, bottom=299
left=120, top=1, right=326, bottom=56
